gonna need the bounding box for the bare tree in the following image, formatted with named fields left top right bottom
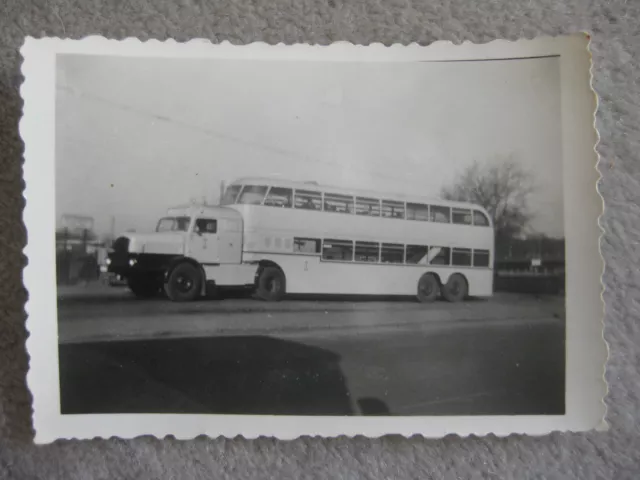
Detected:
left=441, top=155, right=535, bottom=241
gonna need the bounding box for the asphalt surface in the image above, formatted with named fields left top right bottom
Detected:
left=57, top=285, right=566, bottom=416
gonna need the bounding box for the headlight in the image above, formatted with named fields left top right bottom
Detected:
left=129, top=258, right=137, bottom=266
left=105, top=258, right=111, bottom=265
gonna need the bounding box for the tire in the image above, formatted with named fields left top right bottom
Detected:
left=128, top=276, right=161, bottom=298
left=416, top=273, right=439, bottom=303
left=164, top=262, right=202, bottom=302
left=442, top=273, right=468, bottom=303
left=255, top=266, right=286, bottom=302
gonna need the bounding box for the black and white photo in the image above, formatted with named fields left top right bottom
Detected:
left=20, top=36, right=606, bottom=442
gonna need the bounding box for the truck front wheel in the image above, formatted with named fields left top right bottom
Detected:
left=164, top=262, right=202, bottom=302
left=128, top=276, right=161, bottom=298
left=255, top=266, right=286, bottom=302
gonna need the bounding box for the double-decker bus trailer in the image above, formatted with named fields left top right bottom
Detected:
left=107, top=178, right=494, bottom=302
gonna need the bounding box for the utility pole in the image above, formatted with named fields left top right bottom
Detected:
left=110, top=215, right=115, bottom=243
left=219, top=180, right=226, bottom=204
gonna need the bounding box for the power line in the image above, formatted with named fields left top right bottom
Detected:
left=56, top=84, right=437, bottom=189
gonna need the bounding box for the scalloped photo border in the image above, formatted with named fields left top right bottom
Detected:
left=19, top=34, right=606, bottom=443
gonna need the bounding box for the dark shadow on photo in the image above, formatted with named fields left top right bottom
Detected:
left=59, top=335, right=358, bottom=415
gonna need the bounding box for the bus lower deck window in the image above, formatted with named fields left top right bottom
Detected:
left=294, top=237, right=321, bottom=254
left=381, top=243, right=404, bottom=263
left=406, top=245, right=428, bottom=264
left=355, top=241, right=379, bottom=262
left=429, top=247, right=451, bottom=265
left=473, top=249, right=490, bottom=267
left=452, top=248, right=472, bottom=266
left=322, top=239, right=354, bottom=261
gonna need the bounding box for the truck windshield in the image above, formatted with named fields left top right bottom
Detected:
left=220, top=185, right=241, bottom=205
left=156, top=216, right=191, bottom=232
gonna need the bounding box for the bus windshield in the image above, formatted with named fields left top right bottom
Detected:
left=220, top=185, right=241, bottom=205
left=237, top=185, right=269, bottom=205
left=156, top=216, right=191, bottom=232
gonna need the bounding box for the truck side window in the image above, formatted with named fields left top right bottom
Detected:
left=195, top=218, right=217, bottom=234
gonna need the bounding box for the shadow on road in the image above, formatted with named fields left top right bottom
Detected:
left=59, top=335, right=387, bottom=416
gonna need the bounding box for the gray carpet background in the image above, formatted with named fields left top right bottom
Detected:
left=0, top=0, right=638, bottom=478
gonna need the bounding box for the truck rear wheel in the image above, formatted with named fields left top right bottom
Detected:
left=416, top=273, right=439, bottom=303
left=128, top=276, right=161, bottom=298
left=255, top=266, right=286, bottom=302
left=164, top=262, right=202, bottom=302
left=442, top=273, right=468, bottom=303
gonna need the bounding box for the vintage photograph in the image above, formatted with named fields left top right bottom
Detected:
left=21, top=37, right=605, bottom=441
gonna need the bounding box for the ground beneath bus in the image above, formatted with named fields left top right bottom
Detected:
left=57, top=284, right=566, bottom=416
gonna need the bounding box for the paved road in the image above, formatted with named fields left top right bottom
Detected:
left=57, top=285, right=566, bottom=417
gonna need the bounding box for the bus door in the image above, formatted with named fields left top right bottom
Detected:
left=218, top=218, right=242, bottom=264
left=189, top=218, right=219, bottom=264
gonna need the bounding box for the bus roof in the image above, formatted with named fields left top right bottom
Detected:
left=167, top=204, right=242, bottom=219
left=227, top=177, right=489, bottom=213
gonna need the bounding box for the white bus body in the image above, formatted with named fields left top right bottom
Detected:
left=107, top=177, right=494, bottom=302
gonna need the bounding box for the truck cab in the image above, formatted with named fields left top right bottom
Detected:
left=107, top=204, right=246, bottom=300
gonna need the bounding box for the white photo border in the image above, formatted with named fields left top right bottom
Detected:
left=20, top=34, right=607, bottom=443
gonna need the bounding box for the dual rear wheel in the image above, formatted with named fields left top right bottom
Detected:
left=254, top=266, right=286, bottom=302
left=416, top=273, right=468, bottom=303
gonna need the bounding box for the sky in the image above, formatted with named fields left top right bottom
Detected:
left=55, top=53, right=564, bottom=237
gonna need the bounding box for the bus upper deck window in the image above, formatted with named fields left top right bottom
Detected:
left=237, top=185, right=268, bottom=205
left=430, top=205, right=450, bottom=223
left=294, top=190, right=322, bottom=210
left=381, top=200, right=405, bottom=219
left=324, top=194, right=354, bottom=214
left=355, top=197, right=381, bottom=216
left=264, top=187, right=293, bottom=208
left=221, top=185, right=241, bottom=205
left=473, top=210, right=490, bottom=226
left=406, top=203, right=429, bottom=221
left=452, top=208, right=472, bottom=225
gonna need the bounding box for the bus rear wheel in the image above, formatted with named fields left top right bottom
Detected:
left=255, top=266, right=286, bottom=302
left=164, top=262, right=202, bottom=302
left=416, top=273, right=439, bottom=303
left=442, top=273, right=468, bottom=303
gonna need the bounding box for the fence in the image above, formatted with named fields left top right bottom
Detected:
left=56, top=228, right=107, bottom=285
left=494, top=259, right=565, bottom=295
